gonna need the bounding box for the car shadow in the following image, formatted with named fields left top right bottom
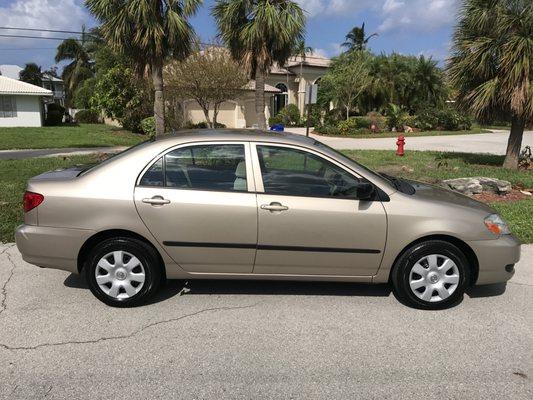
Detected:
left=63, top=274, right=508, bottom=305
left=466, top=283, right=507, bottom=298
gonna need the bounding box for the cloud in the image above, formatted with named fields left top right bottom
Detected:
left=0, top=0, right=89, bottom=52
left=378, top=0, right=459, bottom=33
left=296, top=0, right=377, bottom=17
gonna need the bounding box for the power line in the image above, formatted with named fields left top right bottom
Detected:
left=0, top=26, right=94, bottom=36
left=0, top=47, right=57, bottom=51
left=0, top=34, right=78, bottom=41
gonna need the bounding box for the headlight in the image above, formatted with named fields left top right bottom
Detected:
left=484, top=214, right=511, bottom=235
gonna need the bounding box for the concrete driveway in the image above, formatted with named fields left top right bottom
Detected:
left=1, top=243, right=531, bottom=399
left=286, top=128, right=533, bottom=155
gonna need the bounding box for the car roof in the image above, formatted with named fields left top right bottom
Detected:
left=154, top=129, right=317, bottom=146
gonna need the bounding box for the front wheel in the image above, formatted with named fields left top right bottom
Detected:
left=391, top=240, right=470, bottom=309
left=85, top=237, right=162, bottom=307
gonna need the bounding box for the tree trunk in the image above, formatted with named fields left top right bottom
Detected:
left=503, top=115, right=525, bottom=169
left=152, top=59, right=165, bottom=136
left=255, top=70, right=267, bottom=130
left=346, top=105, right=350, bottom=120
left=201, top=106, right=213, bottom=129
left=213, top=105, right=219, bottom=128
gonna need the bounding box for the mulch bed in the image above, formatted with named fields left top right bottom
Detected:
left=473, top=189, right=532, bottom=203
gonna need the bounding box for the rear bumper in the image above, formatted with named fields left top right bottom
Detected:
left=15, top=224, right=95, bottom=274
left=467, top=235, right=521, bottom=285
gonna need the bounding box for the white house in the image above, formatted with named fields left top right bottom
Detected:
left=0, top=76, right=52, bottom=127
left=0, top=65, right=66, bottom=106
left=183, top=53, right=331, bottom=128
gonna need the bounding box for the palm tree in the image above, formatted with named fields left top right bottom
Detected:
left=55, top=26, right=97, bottom=98
left=292, top=40, right=313, bottom=98
left=414, top=56, right=445, bottom=107
left=86, top=0, right=202, bottom=136
left=342, top=23, right=378, bottom=52
left=448, top=0, right=532, bottom=169
left=19, top=63, right=43, bottom=86
left=213, top=0, right=306, bottom=129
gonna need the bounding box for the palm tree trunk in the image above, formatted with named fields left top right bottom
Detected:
left=152, top=59, right=165, bottom=136
left=255, top=70, right=267, bottom=129
left=503, top=115, right=525, bottom=169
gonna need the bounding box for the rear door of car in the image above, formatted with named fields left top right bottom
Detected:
left=134, top=141, right=258, bottom=274
left=251, top=142, right=387, bottom=277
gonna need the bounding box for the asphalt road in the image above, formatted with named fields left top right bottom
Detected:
left=0, top=243, right=531, bottom=399
left=287, top=128, right=533, bottom=155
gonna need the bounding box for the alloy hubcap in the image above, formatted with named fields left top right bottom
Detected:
left=409, top=254, right=460, bottom=303
left=95, top=251, right=146, bottom=299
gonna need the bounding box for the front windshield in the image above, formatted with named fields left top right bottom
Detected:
left=312, top=140, right=393, bottom=185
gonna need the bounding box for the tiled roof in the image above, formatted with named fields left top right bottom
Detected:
left=270, top=53, right=331, bottom=75
left=244, top=81, right=281, bottom=93
left=0, top=75, right=53, bottom=96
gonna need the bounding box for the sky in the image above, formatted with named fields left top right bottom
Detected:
left=0, top=0, right=460, bottom=71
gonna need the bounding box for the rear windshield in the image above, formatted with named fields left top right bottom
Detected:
left=78, top=139, right=152, bottom=176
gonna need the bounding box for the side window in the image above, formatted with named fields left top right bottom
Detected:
left=257, top=145, right=363, bottom=198
left=139, top=157, right=164, bottom=186
left=139, top=144, right=247, bottom=192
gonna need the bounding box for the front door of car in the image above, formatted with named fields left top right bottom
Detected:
left=134, top=142, right=257, bottom=274
left=252, top=144, right=387, bottom=277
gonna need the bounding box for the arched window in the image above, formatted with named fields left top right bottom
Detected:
left=273, top=83, right=288, bottom=116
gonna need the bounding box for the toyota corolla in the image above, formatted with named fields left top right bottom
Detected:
left=15, top=130, right=520, bottom=308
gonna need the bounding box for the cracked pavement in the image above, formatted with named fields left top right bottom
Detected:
left=0, top=244, right=532, bottom=399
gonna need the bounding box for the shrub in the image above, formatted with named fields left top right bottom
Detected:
left=414, top=107, right=472, bottom=131
left=269, top=104, right=302, bottom=127
left=140, top=116, right=156, bottom=137
left=186, top=121, right=227, bottom=129
left=75, top=109, right=100, bottom=124
left=44, top=103, right=65, bottom=126
left=386, top=104, right=408, bottom=131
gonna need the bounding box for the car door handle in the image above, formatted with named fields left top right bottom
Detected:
left=261, top=202, right=289, bottom=212
left=142, top=196, right=171, bottom=206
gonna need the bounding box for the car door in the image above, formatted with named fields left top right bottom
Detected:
left=134, top=142, right=257, bottom=274
left=251, top=143, right=387, bottom=277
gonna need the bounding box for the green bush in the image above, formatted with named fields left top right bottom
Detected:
left=44, top=103, right=65, bottom=126
left=414, top=107, right=472, bottom=131
left=186, top=121, right=227, bottom=129
left=140, top=116, right=156, bottom=137
left=269, top=104, right=302, bottom=127
left=75, top=109, right=100, bottom=124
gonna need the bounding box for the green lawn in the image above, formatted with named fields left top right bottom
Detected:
left=0, top=124, right=145, bottom=150
left=314, top=127, right=488, bottom=139
left=0, top=150, right=531, bottom=243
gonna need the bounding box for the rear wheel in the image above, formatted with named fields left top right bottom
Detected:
left=85, top=237, right=162, bottom=307
left=391, top=240, right=470, bottom=309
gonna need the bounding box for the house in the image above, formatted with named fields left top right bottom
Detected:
left=0, top=75, right=52, bottom=127
left=0, top=65, right=66, bottom=106
left=183, top=53, right=331, bottom=128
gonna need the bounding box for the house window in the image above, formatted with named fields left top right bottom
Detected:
left=0, top=96, right=17, bottom=118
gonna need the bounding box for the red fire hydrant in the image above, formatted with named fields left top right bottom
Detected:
left=396, top=134, right=405, bottom=156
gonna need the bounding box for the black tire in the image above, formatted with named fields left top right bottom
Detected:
left=85, top=237, right=162, bottom=307
left=391, top=240, right=470, bottom=310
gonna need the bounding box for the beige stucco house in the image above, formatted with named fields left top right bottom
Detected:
left=183, top=53, right=330, bottom=128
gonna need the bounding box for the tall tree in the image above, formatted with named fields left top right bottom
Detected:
left=321, top=51, right=372, bottom=119
left=166, top=46, right=248, bottom=128
left=55, top=26, right=97, bottom=98
left=213, top=0, right=306, bottom=130
left=342, top=23, right=378, bottom=52
left=19, top=63, right=43, bottom=86
left=448, top=0, right=532, bottom=169
left=86, top=0, right=202, bottom=136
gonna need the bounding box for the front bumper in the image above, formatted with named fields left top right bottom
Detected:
left=467, top=235, right=521, bottom=285
left=15, top=224, right=95, bottom=274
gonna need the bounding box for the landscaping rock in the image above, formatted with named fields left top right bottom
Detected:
left=442, top=177, right=512, bottom=195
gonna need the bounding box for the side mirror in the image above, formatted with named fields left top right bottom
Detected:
left=356, top=182, right=375, bottom=200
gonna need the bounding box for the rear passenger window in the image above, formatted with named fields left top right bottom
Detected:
left=139, top=144, right=247, bottom=192
left=139, top=157, right=164, bottom=186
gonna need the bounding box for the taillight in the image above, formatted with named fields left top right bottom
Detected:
left=23, top=191, right=44, bottom=213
